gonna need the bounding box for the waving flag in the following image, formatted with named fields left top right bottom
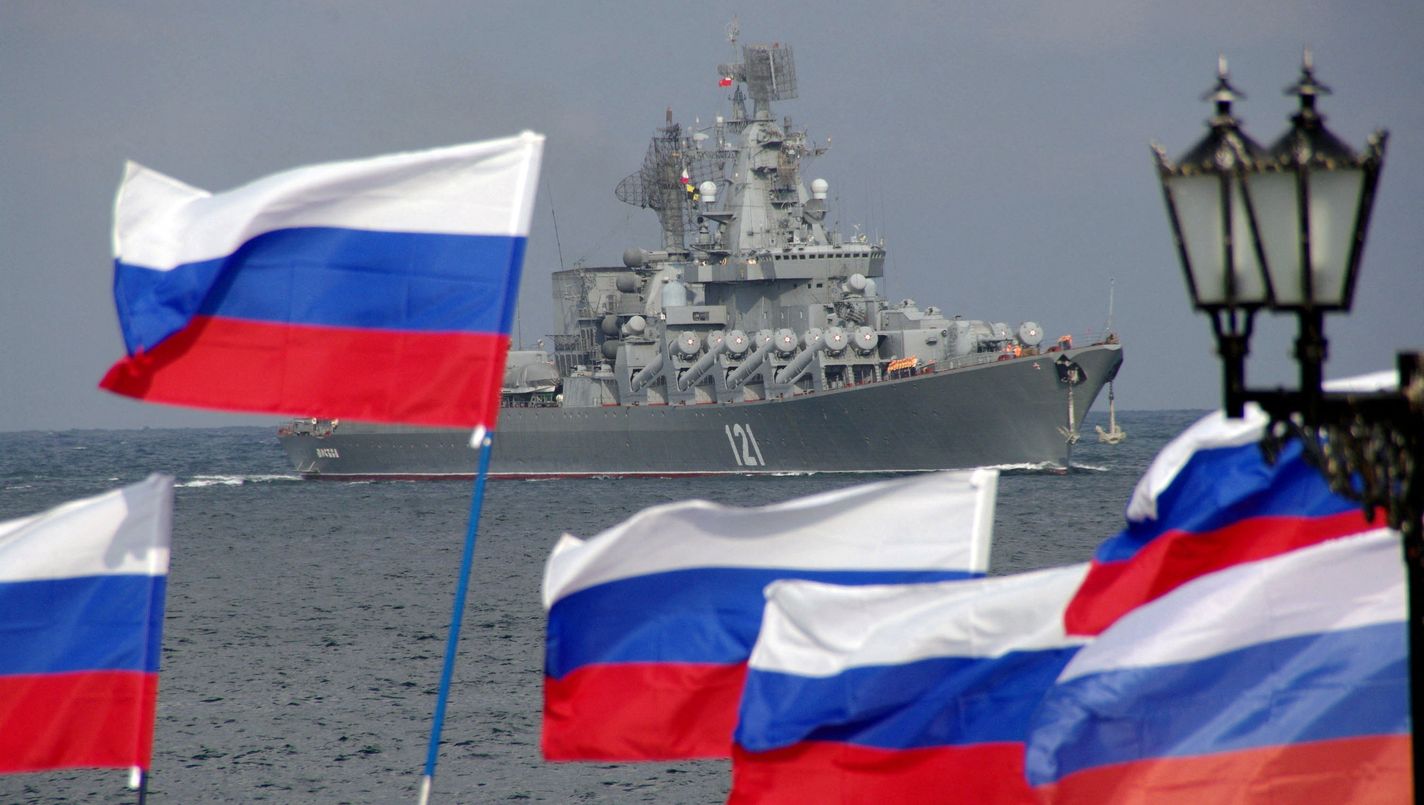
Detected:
left=100, top=133, right=545, bottom=427
left=1027, top=530, right=1408, bottom=803
left=0, top=475, right=173, bottom=774
left=541, top=470, right=997, bottom=761
left=730, top=565, right=1088, bottom=804
left=1063, top=403, right=1372, bottom=635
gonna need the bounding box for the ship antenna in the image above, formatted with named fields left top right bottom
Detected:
left=1104, top=277, right=1116, bottom=336
left=724, top=17, right=741, bottom=88
left=543, top=170, right=566, bottom=272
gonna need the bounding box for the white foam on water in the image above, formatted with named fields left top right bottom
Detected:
left=177, top=474, right=302, bottom=488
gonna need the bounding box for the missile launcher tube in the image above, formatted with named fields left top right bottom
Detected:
left=725, top=338, right=777, bottom=389
left=677, top=340, right=729, bottom=391
left=774, top=341, right=826, bottom=384
left=629, top=353, right=665, bottom=392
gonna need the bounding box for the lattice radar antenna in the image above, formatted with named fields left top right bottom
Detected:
left=615, top=125, right=728, bottom=249
left=736, top=43, right=797, bottom=105
left=614, top=43, right=796, bottom=250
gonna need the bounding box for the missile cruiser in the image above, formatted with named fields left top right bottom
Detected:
left=279, top=36, right=1123, bottom=479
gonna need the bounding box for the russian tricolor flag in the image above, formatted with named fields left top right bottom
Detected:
left=0, top=474, right=173, bottom=774
left=101, top=133, right=545, bottom=428
left=541, top=470, right=997, bottom=761
left=1064, top=403, right=1373, bottom=635
left=1027, top=530, right=1409, bottom=803
left=730, top=565, right=1089, bottom=804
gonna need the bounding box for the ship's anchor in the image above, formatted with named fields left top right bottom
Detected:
left=1056, top=356, right=1083, bottom=467
left=1095, top=381, right=1126, bottom=444
left=1093, top=278, right=1126, bottom=444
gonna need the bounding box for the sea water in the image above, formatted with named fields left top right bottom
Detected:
left=0, top=409, right=1204, bottom=803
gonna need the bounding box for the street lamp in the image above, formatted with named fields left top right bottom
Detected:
left=1155, top=52, right=1423, bottom=799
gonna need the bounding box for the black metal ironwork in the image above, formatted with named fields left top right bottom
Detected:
left=1254, top=355, right=1423, bottom=547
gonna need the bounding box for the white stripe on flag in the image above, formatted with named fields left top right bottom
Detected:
left=542, top=470, right=997, bottom=608
left=1058, top=529, right=1402, bottom=683
left=749, top=564, right=1089, bottom=677
left=0, top=474, right=173, bottom=582
left=115, top=132, right=545, bottom=271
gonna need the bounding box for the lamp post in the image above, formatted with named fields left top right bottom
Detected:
left=1155, top=53, right=1423, bottom=798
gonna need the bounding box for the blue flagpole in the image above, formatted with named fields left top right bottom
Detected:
left=417, top=425, right=494, bottom=805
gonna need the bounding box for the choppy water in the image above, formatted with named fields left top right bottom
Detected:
left=0, top=409, right=1204, bottom=803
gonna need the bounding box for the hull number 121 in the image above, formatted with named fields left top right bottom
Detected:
left=724, top=424, right=766, bottom=467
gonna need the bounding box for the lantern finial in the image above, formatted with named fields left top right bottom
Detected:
left=1285, top=48, right=1331, bottom=119
left=1202, top=54, right=1245, bottom=120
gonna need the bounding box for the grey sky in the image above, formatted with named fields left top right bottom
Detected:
left=3, top=1, right=1421, bottom=430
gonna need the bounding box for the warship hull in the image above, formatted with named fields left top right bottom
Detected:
left=279, top=343, right=1121, bottom=479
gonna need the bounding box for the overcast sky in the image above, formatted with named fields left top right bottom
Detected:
left=3, top=1, right=1421, bottom=431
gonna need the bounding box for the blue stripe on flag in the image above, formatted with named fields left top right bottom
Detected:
left=1026, top=621, right=1407, bottom=785
left=737, top=646, right=1080, bottom=752
left=114, top=227, right=526, bottom=353
left=545, top=567, right=981, bottom=677
left=0, top=575, right=167, bottom=675
left=1094, top=439, right=1355, bottom=563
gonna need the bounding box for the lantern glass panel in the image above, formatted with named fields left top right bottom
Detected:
left=1305, top=167, right=1364, bottom=307
left=1247, top=166, right=1362, bottom=308
left=1244, top=169, right=1300, bottom=304
left=1166, top=172, right=1268, bottom=306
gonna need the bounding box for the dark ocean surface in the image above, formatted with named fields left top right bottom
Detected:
left=0, top=409, right=1205, bottom=803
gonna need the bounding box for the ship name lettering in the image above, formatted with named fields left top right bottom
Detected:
left=315, top=448, right=340, bottom=459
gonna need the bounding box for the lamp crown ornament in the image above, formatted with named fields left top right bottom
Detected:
left=1264, top=48, right=1364, bottom=173
left=1202, top=54, right=1245, bottom=112
left=1286, top=48, right=1331, bottom=112
left=1151, top=53, right=1272, bottom=332
left=1174, top=55, right=1265, bottom=174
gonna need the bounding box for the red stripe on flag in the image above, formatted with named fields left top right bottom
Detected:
left=0, top=671, right=159, bottom=773
left=1036, top=734, right=1410, bottom=804
left=1065, top=510, right=1377, bottom=636
left=100, top=315, right=510, bottom=428
left=730, top=741, right=1037, bottom=804
left=542, top=663, right=746, bottom=760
